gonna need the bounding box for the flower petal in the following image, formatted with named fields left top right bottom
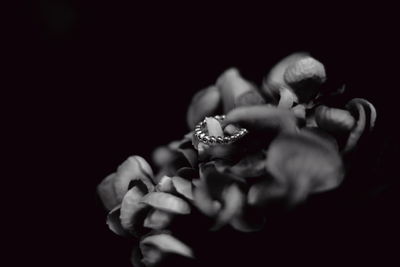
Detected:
left=140, top=234, right=194, bottom=264
left=114, top=156, right=155, bottom=203
left=265, top=131, right=344, bottom=205
left=120, top=186, right=149, bottom=236
left=172, top=176, right=193, bottom=200
left=187, top=85, right=222, bottom=130
left=152, top=146, right=177, bottom=168
left=193, top=180, right=221, bottom=217
left=143, top=209, right=173, bottom=230
left=343, top=98, right=377, bottom=153
left=97, top=173, right=119, bottom=211
left=216, top=68, right=264, bottom=113
left=213, top=183, right=245, bottom=230
left=155, top=176, right=174, bottom=193
left=315, top=105, right=355, bottom=133
left=206, top=117, right=224, bottom=137
left=283, top=56, right=326, bottom=103
left=222, top=105, right=298, bottom=134
left=141, top=192, right=191, bottom=214
left=106, top=205, right=127, bottom=236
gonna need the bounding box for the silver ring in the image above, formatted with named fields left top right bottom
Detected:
left=194, top=115, right=248, bottom=145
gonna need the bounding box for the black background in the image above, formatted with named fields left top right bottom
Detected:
left=14, top=1, right=399, bottom=266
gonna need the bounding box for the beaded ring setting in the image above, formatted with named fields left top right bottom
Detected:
left=194, top=115, right=248, bottom=145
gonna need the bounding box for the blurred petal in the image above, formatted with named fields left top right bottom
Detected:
left=247, top=181, right=287, bottom=207
left=213, top=183, right=245, bottom=230
left=315, top=105, right=355, bottom=133
left=120, top=186, right=149, bottom=236
left=278, top=87, right=297, bottom=108
left=106, top=205, right=127, bottom=236
left=222, top=105, right=298, bottom=134
left=97, top=173, right=119, bottom=211
left=265, top=131, right=344, bottom=205
left=176, top=140, right=198, bottom=168
left=140, top=234, right=194, bottom=262
left=141, top=192, right=191, bottom=214
left=152, top=146, right=177, bottom=168
left=193, top=180, right=221, bottom=217
left=131, top=246, right=145, bottom=267
left=172, top=176, right=193, bottom=200
left=230, top=205, right=266, bottom=232
left=143, top=209, right=173, bottom=230
left=114, top=156, right=155, bottom=203
left=215, top=151, right=267, bottom=178
left=187, top=86, right=221, bottom=130
left=216, top=68, right=264, bottom=113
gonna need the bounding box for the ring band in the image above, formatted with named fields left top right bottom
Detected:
left=194, top=115, right=248, bottom=145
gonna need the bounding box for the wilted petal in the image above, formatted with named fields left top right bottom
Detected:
left=222, top=105, right=298, bottom=134
left=140, top=234, right=194, bottom=266
left=114, top=156, right=155, bottom=203
left=120, top=186, right=149, bottom=236
left=141, top=192, right=191, bottom=215
left=97, top=173, right=119, bottom=211
left=265, top=131, right=344, bottom=205
left=172, top=176, right=193, bottom=200
left=143, top=209, right=173, bottom=230
left=106, top=205, right=127, bottom=236
left=216, top=68, right=264, bottom=113
left=187, top=86, right=222, bottom=130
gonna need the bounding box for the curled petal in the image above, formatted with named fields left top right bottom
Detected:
left=213, top=183, right=245, bottom=230
left=120, top=186, right=149, bottom=236
left=172, top=176, right=193, bottom=200
left=265, top=131, right=344, bottom=205
left=222, top=105, right=298, bottom=134
left=193, top=181, right=221, bottom=217
left=140, top=234, right=194, bottom=266
left=141, top=192, right=191, bottom=214
left=97, top=173, right=118, bottom=211
left=106, top=205, right=127, bottom=236
left=283, top=56, right=326, bottom=103
left=346, top=98, right=377, bottom=129
left=278, top=87, right=297, bottom=108
left=114, top=156, right=155, bottom=203
left=143, top=209, right=173, bottom=230
left=187, top=86, right=221, bottom=130
left=262, top=52, right=309, bottom=97
left=216, top=68, right=264, bottom=113
left=315, top=105, right=356, bottom=133
left=342, top=98, right=377, bottom=153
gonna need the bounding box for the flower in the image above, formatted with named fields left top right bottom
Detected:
left=98, top=52, right=378, bottom=266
